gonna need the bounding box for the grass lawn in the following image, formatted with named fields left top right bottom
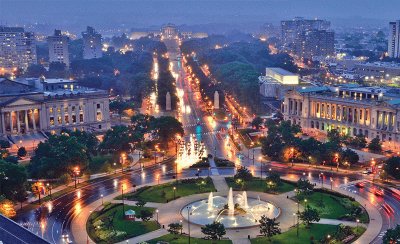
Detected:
left=299, top=191, right=369, bottom=223
left=148, top=234, right=232, bottom=244
left=226, top=177, right=295, bottom=194
left=119, top=177, right=216, bottom=203
left=237, top=128, right=261, bottom=148
left=251, top=224, right=338, bottom=244
left=87, top=203, right=159, bottom=243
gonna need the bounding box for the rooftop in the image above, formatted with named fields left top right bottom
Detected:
left=266, top=67, right=297, bottom=76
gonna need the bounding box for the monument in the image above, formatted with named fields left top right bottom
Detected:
left=166, top=92, right=171, bottom=111
left=214, top=91, right=219, bottom=109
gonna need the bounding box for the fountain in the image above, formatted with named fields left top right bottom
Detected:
left=227, top=188, right=234, bottom=214
left=181, top=190, right=279, bottom=228
left=176, top=135, right=207, bottom=169
left=208, top=192, right=214, bottom=211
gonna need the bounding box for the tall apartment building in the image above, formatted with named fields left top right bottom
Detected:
left=294, top=29, right=335, bottom=58
left=0, top=26, right=37, bottom=74
left=82, top=26, right=102, bottom=59
left=47, top=30, right=70, bottom=67
left=388, top=20, right=400, bottom=58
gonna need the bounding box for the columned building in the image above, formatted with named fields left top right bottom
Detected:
left=283, top=85, right=400, bottom=149
left=0, top=77, right=110, bottom=138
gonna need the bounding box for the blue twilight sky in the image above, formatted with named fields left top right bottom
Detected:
left=0, top=0, right=398, bottom=28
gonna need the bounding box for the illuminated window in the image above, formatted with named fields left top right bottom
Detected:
left=96, top=112, right=102, bottom=121
left=58, top=116, right=62, bottom=124
left=57, top=107, right=61, bottom=113
left=49, top=107, right=53, bottom=113
left=50, top=116, right=54, bottom=125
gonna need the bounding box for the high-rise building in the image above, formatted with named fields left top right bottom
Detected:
left=47, top=30, right=70, bottom=67
left=0, top=26, right=37, bottom=74
left=281, top=17, right=331, bottom=52
left=294, top=29, right=335, bottom=58
left=388, top=20, right=400, bottom=58
left=82, top=26, right=102, bottom=59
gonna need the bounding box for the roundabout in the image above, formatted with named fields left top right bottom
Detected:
left=181, top=188, right=280, bottom=228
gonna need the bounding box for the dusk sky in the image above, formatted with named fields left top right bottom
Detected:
left=1, top=0, right=399, bottom=28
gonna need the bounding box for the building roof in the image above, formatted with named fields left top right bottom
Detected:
left=125, top=210, right=136, bottom=215
left=266, top=67, right=296, bottom=76
left=297, top=86, right=330, bottom=93
left=0, top=215, right=50, bottom=244
left=388, top=99, right=400, bottom=106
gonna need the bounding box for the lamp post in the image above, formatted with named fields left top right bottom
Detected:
left=173, top=186, right=176, bottom=200
left=47, top=183, right=52, bottom=198
left=101, top=194, right=104, bottom=205
left=175, top=162, right=178, bottom=182
left=113, top=163, right=116, bottom=174
left=122, top=185, right=125, bottom=213
left=180, top=220, right=183, bottom=234
left=330, top=177, right=333, bottom=190
left=121, top=153, right=126, bottom=173
left=187, top=206, right=191, bottom=244
left=156, top=209, right=159, bottom=223
left=73, top=167, right=80, bottom=188
left=356, top=219, right=360, bottom=231
left=37, top=182, right=42, bottom=204
left=290, top=147, right=294, bottom=166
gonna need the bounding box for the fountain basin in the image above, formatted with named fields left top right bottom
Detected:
left=181, top=196, right=280, bottom=228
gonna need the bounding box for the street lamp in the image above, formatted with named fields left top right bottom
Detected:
left=173, top=186, right=176, bottom=200
left=47, top=183, right=52, bottom=198
left=122, top=184, right=125, bottom=212
left=121, top=153, right=126, bottom=173
left=113, top=163, right=117, bottom=174
left=74, top=166, right=80, bottom=189
left=187, top=206, right=191, bottom=244
left=330, top=177, right=333, bottom=190
left=101, top=194, right=104, bottom=205
left=156, top=209, right=159, bottom=223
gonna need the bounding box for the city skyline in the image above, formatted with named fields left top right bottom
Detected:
left=1, top=0, right=399, bottom=29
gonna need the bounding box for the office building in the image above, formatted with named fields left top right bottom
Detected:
left=0, top=77, right=110, bottom=137
left=283, top=84, right=400, bottom=148
left=0, top=26, right=37, bottom=74
left=47, top=29, right=70, bottom=66
left=354, top=62, right=400, bottom=78
left=281, top=17, right=331, bottom=48
left=82, top=26, right=103, bottom=59
left=294, top=30, right=335, bottom=58
left=259, top=68, right=299, bottom=98
left=388, top=20, right=400, bottom=58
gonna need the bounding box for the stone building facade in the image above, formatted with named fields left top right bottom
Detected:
left=0, top=77, right=110, bottom=137
left=283, top=85, right=400, bottom=149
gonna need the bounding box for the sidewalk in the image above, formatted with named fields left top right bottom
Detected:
left=211, top=175, right=229, bottom=192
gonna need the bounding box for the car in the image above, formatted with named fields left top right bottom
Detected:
left=362, top=170, right=370, bottom=175
left=374, top=188, right=384, bottom=196
left=355, top=182, right=365, bottom=188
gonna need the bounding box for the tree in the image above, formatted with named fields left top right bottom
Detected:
left=0, top=160, right=27, bottom=200
left=59, top=173, right=72, bottom=186
left=385, top=157, right=400, bottom=179
left=109, top=98, right=134, bottom=123
left=0, top=196, right=16, bottom=218
left=14, top=188, right=27, bottom=210
left=29, top=134, right=89, bottom=179
left=135, top=199, right=147, bottom=207
left=383, top=224, right=400, bottom=244
left=368, top=138, right=382, bottom=152
left=299, top=206, right=320, bottom=228
left=0, top=140, right=10, bottom=149
left=251, top=117, right=263, bottom=130
left=265, top=172, right=281, bottom=192
left=201, top=221, right=226, bottom=240
left=347, top=134, right=367, bottom=149
left=100, top=125, right=133, bottom=153
left=17, top=147, right=27, bottom=158
left=259, top=215, right=281, bottom=239
left=234, top=166, right=253, bottom=189
left=297, top=179, right=314, bottom=195
left=327, top=129, right=342, bottom=146
left=150, top=116, right=184, bottom=146
left=341, top=148, right=359, bottom=165
left=168, top=222, right=183, bottom=237
left=139, top=209, right=153, bottom=221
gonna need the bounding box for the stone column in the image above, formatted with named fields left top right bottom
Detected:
left=24, top=110, right=29, bottom=133
left=9, top=111, right=13, bottom=133
left=32, top=110, right=37, bottom=131
left=61, top=106, right=65, bottom=125
left=16, top=111, right=21, bottom=133
left=1, top=113, right=5, bottom=134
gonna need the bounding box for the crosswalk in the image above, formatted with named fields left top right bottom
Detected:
left=183, top=122, right=206, bottom=128
left=377, top=231, right=386, bottom=238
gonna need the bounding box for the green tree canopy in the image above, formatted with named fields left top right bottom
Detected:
left=299, top=205, right=320, bottom=228
left=259, top=216, right=281, bottom=239
left=0, top=160, right=27, bottom=200
left=201, top=221, right=226, bottom=240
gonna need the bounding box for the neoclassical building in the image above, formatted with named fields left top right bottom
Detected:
left=0, top=77, right=110, bottom=138
left=283, top=85, right=400, bottom=148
